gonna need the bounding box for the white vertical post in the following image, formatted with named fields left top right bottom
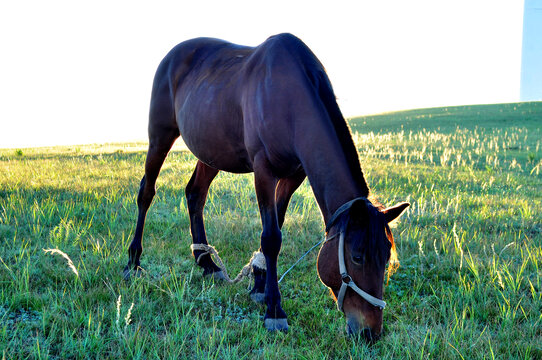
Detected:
left=521, top=0, right=542, bottom=101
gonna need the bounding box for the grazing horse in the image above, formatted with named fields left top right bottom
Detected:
left=124, top=33, right=409, bottom=339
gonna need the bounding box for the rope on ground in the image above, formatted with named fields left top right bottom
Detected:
left=277, top=236, right=329, bottom=283
left=190, top=243, right=266, bottom=283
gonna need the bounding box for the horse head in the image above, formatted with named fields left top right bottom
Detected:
left=317, top=198, right=409, bottom=341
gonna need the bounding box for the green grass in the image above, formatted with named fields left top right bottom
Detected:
left=1, top=102, right=541, bottom=359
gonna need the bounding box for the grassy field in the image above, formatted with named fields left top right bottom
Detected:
left=1, top=102, right=541, bottom=359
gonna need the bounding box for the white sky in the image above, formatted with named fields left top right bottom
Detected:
left=0, top=1, right=524, bottom=148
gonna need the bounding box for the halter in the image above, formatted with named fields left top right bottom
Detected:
left=325, top=197, right=387, bottom=312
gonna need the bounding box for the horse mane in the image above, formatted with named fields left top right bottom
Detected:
left=270, top=35, right=397, bottom=276
left=385, top=225, right=399, bottom=280
left=303, top=44, right=398, bottom=279
left=310, top=67, right=370, bottom=197
left=275, top=34, right=370, bottom=196
left=369, top=198, right=400, bottom=279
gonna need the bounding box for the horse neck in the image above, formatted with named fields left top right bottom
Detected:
left=296, top=117, right=369, bottom=225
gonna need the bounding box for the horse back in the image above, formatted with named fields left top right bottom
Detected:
left=150, top=34, right=333, bottom=176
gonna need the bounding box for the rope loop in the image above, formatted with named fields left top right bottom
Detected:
left=190, top=243, right=265, bottom=283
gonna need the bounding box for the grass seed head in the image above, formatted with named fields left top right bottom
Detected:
left=43, top=248, right=79, bottom=277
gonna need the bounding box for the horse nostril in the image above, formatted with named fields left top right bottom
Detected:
left=347, top=324, right=380, bottom=342
left=346, top=318, right=360, bottom=335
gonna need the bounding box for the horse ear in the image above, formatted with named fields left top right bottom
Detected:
left=382, top=202, right=410, bottom=223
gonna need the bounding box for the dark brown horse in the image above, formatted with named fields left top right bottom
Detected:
left=124, top=33, right=409, bottom=339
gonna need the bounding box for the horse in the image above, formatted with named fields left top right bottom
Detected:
left=124, top=33, right=409, bottom=340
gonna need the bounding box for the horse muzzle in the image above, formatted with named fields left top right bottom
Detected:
left=346, top=316, right=381, bottom=342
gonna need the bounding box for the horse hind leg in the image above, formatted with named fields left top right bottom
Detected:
left=185, top=160, right=224, bottom=279
left=123, top=129, right=178, bottom=280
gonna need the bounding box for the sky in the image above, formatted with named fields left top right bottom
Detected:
left=0, top=1, right=525, bottom=148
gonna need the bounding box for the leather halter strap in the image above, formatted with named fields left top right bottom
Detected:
left=325, top=197, right=387, bottom=311
left=335, top=231, right=386, bottom=311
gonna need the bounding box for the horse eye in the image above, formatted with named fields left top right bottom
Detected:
left=352, top=255, right=364, bottom=265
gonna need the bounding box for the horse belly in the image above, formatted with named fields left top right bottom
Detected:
left=176, top=105, right=253, bottom=173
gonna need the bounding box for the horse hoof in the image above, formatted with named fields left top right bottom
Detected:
left=123, top=266, right=144, bottom=281
left=204, top=270, right=226, bottom=281
left=250, top=291, right=265, bottom=304
left=264, top=318, right=289, bottom=332
left=123, top=268, right=131, bottom=281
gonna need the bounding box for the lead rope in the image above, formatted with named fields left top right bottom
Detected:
left=190, top=234, right=336, bottom=285
left=190, top=244, right=265, bottom=283
left=278, top=233, right=339, bottom=283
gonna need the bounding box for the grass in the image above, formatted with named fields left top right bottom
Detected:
left=1, top=102, right=541, bottom=359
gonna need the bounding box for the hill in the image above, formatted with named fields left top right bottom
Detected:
left=349, top=101, right=542, bottom=133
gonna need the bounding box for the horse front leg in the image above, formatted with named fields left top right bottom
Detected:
left=250, top=169, right=305, bottom=304
left=276, top=169, right=306, bottom=228
left=253, top=153, right=288, bottom=331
